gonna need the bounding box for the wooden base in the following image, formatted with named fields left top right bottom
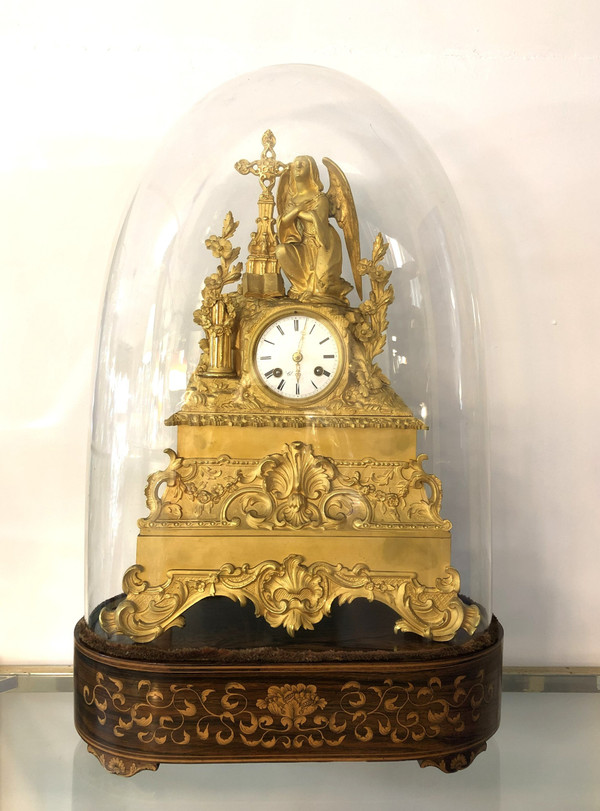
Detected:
left=74, top=615, right=502, bottom=775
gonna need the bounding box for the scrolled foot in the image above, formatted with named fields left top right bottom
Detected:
left=418, top=742, right=487, bottom=773
left=87, top=744, right=159, bottom=777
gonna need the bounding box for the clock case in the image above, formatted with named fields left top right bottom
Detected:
left=74, top=66, right=501, bottom=775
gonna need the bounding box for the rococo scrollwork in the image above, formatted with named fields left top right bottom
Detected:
left=100, top=553, right=479, bottom=642
left=139, top=444, right=450, bottom=533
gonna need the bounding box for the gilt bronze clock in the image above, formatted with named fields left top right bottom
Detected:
left=74, top=107, right=502, bottom=776
left=97, top=130, right=479, bottom=643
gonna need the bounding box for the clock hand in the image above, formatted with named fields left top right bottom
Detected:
left=297, top=318, right=309, bottom=355
left=292, top=351, right=303, bottom=380
left=292, top=319, right=309, bottom=389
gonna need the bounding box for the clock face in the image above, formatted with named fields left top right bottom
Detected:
left=255, top=313, right=341, bottom=400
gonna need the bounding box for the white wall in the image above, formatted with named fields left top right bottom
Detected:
left=1, top=0, right=598, bottom=666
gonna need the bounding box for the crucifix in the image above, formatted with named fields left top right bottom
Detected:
left=235, top=130, right=287, bottom=297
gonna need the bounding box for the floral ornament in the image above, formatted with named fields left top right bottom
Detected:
left=83, top=668, right=495, bottom=764
left=260, top=442, right=337, bottom=529
left=257, top=684, right=327, bottom=721
left=344, top=232, right=400, bottom=403
left=205, top=210, right=240, bottom=258
left=192, top=211, right=243, bottom=373
left=259, top=556, right=326, bottom=632
left=141, top=450, right=250, bottom=523
left=199, top=211, right=243, bottom=304
left=205, top=235, right=235, bottom=261
left=224, top=443, right=369, bottom=531
left=352, top=319, right=376, bottom=343
left=87, top=746, right=158, bottom=777
left=449, top=754, right=469, bottom=771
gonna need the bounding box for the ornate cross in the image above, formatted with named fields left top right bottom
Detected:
left=234, top=131, right=287, bottom=296
left=235, top=129, right=287, bottom=193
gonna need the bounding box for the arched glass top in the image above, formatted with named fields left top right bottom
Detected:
left=87, top=65, right=491, bottom=644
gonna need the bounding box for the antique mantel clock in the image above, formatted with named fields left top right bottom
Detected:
left=74, top=68, right=502, bottom=776
left=95, top=130, right=479, bottom=645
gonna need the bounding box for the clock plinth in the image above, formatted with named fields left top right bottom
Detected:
left=99, top=426, right=478, bottom=642
left=242, top=271, right=285, bottom=298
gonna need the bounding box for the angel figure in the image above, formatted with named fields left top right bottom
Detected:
left=275, top=155, right=361, bottom=303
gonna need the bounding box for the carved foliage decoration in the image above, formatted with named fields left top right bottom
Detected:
left=419, top=743, right=488, bottom=773
left=140, top=445, right=450, bottom=532
left=225, top=442, right=368, bottom=531
left=87, top=745, right=158, bottom=777
left=342, top=232, right=400, bottom=407
left=95, top=442, right=475, bottom=643
left=99, top=555, right=479, bottom=642
left=192, top=212, right=243, bottom=376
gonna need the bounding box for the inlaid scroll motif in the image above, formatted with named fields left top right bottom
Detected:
left=83, top=672, right=496, bottom=752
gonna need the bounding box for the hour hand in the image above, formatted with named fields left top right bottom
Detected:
left=292, top=350, right=303, bottom=392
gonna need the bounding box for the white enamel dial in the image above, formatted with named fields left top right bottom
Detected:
left=255, top=313, right=340, bottom=400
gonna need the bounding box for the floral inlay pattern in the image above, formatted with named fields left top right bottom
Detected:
left=256, top=684, right=327, bottom=719
left=83, top=672, right=496, bottom=752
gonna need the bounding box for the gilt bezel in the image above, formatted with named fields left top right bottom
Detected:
left=250, top=306, right=347, bottom=407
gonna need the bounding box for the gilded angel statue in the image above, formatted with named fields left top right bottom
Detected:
left=275, top=155, right=361, bottom=303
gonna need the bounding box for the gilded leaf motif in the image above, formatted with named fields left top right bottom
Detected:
left=263, top=443, right=334, bottom=496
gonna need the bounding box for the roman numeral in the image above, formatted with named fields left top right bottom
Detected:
left=323, top=354, right=334, bottom=358
left=294, top=319, right=299, bottom=331
left=260, top=356, right=272, bottom=360
left=295, top=382, right=300, bottom=395
left=277, top=324, right=284, bottom=335
left=277, top=379, right=285, bottom=391
left=265, top=369, right=275, bottom=378
left=311, top=380, right=318, bottom=389
left=263, top=339, right=274, bottom=345
left=319, top=337, right=330, bottom=345
left=309, top=324, right=316, bottom=334
left=323, top=370, right=331, bottom=377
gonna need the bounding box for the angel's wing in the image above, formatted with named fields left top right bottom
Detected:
left=323, top=157, right=362, bottom=299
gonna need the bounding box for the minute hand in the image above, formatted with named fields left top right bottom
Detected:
left=292, top=319, right=309, bottom=383
left=297, top=318, right=309, bottom=355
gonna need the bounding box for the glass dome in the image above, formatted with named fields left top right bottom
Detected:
left=86, top=65, right=491, bottom=652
